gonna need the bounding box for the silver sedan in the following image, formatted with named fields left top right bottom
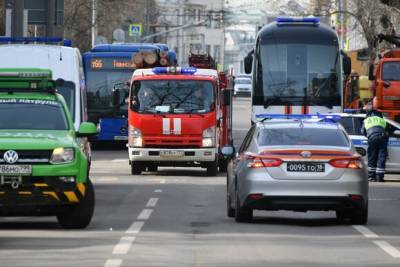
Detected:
left=223, top=118, right=368, bottom=224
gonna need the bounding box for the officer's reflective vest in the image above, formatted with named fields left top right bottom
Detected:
left=364, top=116, right=386, bottom=130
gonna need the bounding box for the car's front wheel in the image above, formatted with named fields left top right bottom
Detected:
left=57, top=179, right=95, bottom=229
left=206, top=159, right=218, bottom=176
left=131, top=162, right=143, bottom=175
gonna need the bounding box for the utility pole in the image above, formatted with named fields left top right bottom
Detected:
left=91, top=0, right=97, bottom=48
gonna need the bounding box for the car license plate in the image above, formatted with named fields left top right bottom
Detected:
left=0, top=165, right=32, bottom=175
left=160, top=150, right=184, bottom=157
left=286, top=162, right=325, bottom=172
left=114, top=136, right=128, bottom=140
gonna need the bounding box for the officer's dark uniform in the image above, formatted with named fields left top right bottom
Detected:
left=361, top=110, right=389, bottom=182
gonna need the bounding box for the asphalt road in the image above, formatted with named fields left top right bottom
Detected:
left=1, top=97, right=400, bottom=267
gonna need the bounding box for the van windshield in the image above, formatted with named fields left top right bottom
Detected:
left=57, top=81, right=75, bottom=120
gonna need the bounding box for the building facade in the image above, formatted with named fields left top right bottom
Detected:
left=156, top=0, right=224, bottom=68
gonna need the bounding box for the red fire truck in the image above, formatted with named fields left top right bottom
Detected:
left=126, top=61, right=232, bottom=176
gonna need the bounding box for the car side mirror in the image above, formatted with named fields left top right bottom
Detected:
left=111, top=89, right=121, bottom=107
left=76, top=122, right=97, bottom=137
left=368, top=64, right=375, bottom=81
left=393, top=130, right=400, bottom=137
left=222, top=89, right=231, bottom=106
left=244, top=54, right=253, bottom=74
left=221, top=146, right=235, bottom=158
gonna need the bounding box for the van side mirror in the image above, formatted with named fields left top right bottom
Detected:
left=342, top=54, right=351, bottom=76
left=111, top=89, right=121, bottom=107
left=222, top=89, right=231, bottom=106
left=244, top=53, right=253, bottom=74
left=394, top=130, right=400, bottom=137
left=368, top=64, right=375, bottom=81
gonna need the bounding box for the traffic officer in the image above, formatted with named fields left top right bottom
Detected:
left=361, top=107, right=389, bottom=182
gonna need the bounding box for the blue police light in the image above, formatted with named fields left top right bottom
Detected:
left=344, top=108, right=362, bottom=114
left=276, top=16, right=320, bottom=25
left=0, top=37, right=72, bottom=47
left=152, top=67, right=197, bottom=75
left=256, top=114, right=341, bottom=122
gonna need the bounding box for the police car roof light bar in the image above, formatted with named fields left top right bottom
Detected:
left=276, top=16, right=320, bottom=25
left=0, top=37, right=72, bottom=47
left=256, top=113, right=341, bottom=122
left=152, top=67, right=197, bottom=75
left=344, top=108, right=363, bottom=114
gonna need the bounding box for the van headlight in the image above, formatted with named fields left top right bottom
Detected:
left=129, top=126, right=143, bottom=147
left=202, top=126, right=215, bottom=147
left=50, top=148, right=74, bottom=164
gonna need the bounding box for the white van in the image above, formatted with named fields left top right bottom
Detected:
left=0, top=44, right=87, bottom=130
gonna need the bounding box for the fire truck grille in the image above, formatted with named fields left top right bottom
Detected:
left=383, top=100, right=400, bottom=108
left=143, top=137, right=202, bottom=148
left=0, top=150, right=52, bottom=164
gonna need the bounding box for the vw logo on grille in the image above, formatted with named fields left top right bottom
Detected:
left=300, top=151, right=312, bottom=158
left=3, top=150, right=19, bottom=164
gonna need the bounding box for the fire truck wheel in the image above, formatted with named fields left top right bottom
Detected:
left=57, top=179, right=95, bottom=229
left=206, top=159, right=218, bottom=176
left=131, top=163, right=143, bottom=175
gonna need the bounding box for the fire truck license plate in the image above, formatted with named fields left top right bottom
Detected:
left=160, top=151, right=185, bottom=157
left=0, top=165, right=32, bottom=175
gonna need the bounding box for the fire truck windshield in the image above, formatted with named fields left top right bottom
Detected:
left=131, top=80, right=214, bottom=114
left=382, top=62, right=400, bottom=81
left=254, top=43, right=341, bottom=107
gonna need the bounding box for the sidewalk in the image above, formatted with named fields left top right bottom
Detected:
left=384, top=174, right=400, bottom=182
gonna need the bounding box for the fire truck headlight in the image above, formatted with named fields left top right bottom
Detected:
left=129, top=126, right=143, bottom=147
left=202, top=126, right=215, bottom=147
left=50, top=148, right=75, bottom=164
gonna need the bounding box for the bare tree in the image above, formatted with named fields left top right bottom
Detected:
left=64, top=0, right=157, bottom=53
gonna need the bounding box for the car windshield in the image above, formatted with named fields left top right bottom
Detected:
left=131, top=80, right=214, bottom=114
left=235, top=79, right=251, bottom=85
left=0, top=98, right=69, bottom=130
left=56, top=81, right=75, bottom=120
left=382, top=62, right=400, bottom=81
left=258, top=127, right=349, bottom=147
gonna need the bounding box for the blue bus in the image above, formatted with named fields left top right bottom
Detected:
left=83, top=43, right=177, bottom=142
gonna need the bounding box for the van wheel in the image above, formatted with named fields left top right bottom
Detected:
left=206, top=159, right=218, bottom=176
left=131, top=163, right=142, bottom=175
left=57, top=179, right=95, bottom=229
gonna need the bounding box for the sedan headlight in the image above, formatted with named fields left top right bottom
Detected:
left=129, top=126, right=143, bottom=147
left=202, top=126, right=215, bottom=147
left=50, top=148, right=74, bottom=164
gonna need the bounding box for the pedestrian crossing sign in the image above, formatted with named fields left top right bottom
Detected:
left=129, top=24, right=142, bottom=37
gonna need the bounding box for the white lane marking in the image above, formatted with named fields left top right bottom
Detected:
left=112, top=236, right=136, bottom=255
left=154, top=189, right=162, bottom=193
left=126, top=221, right=145, bottom=234
left=352, top=225, right=379, bottom=238
left=374, top=241, right=400, bottom=258
left=104, top=259, right=123, bottom=267
left=111, top=159, right=129, bottom=163
left=160, top=179, right=166, bottom=184
left=146, top=198, right=159, bottom=207
left=137, top=209, right=153, bottom=220
left=370, top=198, right=399, bottom=201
